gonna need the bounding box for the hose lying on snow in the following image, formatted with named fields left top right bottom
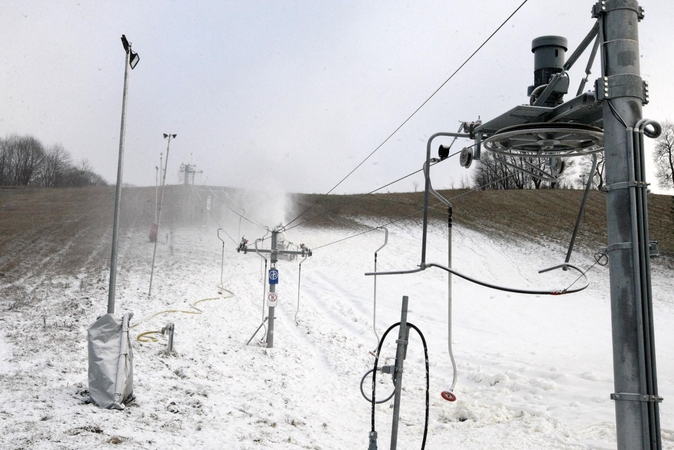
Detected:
left=133, top=286, right=235, bottom=343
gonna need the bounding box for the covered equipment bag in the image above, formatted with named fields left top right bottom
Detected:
left=87, top=312, right=134, bottom=409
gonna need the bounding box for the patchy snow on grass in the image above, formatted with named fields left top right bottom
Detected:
left=1, top=219, right=673, bottom=449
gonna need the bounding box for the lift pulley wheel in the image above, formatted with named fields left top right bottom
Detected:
left=459, top=147, right=473, bottom=168
left=483, top=123, right=604, bottom=158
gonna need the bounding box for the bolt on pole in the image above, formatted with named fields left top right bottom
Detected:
left=599, top=1, right=662, bottom=448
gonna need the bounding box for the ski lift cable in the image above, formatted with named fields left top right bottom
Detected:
left=285, top=163, right=425, bottom=232
left=311, top=168, right=519, bottom=251
left=284, top=0, right=530, bottom=230
left=286, top=146, right=470, bottom=233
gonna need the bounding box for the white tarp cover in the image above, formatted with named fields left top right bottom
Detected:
left=87, top=312, right=134, bottom=409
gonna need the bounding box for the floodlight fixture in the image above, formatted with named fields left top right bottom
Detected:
left=129, top=51, right=140, bottom=69
left=121, top=34, right=140, bottom=70
left=164, top=133, right=177, bottom=139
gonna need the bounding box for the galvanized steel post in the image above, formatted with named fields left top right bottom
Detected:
left=108, top=39, right=133, bottom=315
left=267, top=229, right=278, bottom=348
left=599, top=1, right=662, bottom=448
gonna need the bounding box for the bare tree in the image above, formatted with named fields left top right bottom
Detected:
left=653, top=120, right=674, bottom=189
left=1, top=134, right=107, bottom=188
left=39, top=144, right=72, bottom=187
left=576, top=153, right=606, bottom=190
left=0, top=137, right=9, bottom=185
left=0, top=135, right=45, bottom=186
left=472, top=152, right=573, bottom=190
left=61, top=158, right=107, bottom=187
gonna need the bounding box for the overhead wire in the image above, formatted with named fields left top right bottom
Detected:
left=286, top=147, right=468, bottom=233
left=312, top=169, right=520, bottom=251
left=284, top=0, right=530, bottom=229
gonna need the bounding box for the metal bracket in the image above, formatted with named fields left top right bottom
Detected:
left=611, top=392, right=663, bottom=403
left=604, top=242, right=633, bottom=253
left=649, top=241, right=660, bottom=258
left=595, top=75, right=649, bottom=104
left=592, top=1, right=644, bottom=20
left=602, top=180, right=642, bottom=192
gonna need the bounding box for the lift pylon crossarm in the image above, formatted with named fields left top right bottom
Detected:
left=237, top=228, right=312, bottom=349
left=237, top=241, right=312, bottom=258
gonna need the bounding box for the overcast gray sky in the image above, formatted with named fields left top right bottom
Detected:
left=2, top=0, right=672, bottom=194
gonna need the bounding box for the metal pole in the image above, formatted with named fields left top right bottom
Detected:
left=149, top=134, right=174, bottom=296
left=421, top=132, right=469, bottom=266
left=446, top=205, right=458, bottom=393
left=373, top=227, right=388, bottom=345
left=217, top=228, right=225, bottom=286
left=390, top=295, right=409, bottom=450
left=599, top=1, right=661, bottom=448
left=238, top=208, right=245, bottom=243
left=154, top=165, right=159, bottom=223
left=267, top=230, right=278, bottom=348
left=107, top=46, right=132, bottom=315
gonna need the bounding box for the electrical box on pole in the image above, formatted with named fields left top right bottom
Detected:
left=238, top=226, right=312, bottom=348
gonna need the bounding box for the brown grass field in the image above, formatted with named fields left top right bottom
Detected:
left=0, top=185, right=672, bottom=286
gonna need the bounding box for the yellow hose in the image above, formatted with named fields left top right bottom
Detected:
left=133, top=288, right=235, bottom=342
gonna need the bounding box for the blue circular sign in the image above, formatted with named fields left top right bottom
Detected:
left=269, top=268, right=279, bottom=284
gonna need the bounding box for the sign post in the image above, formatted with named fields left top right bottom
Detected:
left=238, top=226, right=311, bottom=348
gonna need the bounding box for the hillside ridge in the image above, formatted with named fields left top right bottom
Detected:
left=0, top=186, right=672, bottom=280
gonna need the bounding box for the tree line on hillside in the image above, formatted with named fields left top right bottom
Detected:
left=472, top=120, right=674, bottom=191
left=471, top=151, right=590, bottom=190
left=0, top=134, right=107, bottom=188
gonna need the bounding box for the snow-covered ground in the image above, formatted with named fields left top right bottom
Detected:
left=1, top=215, right=673, bottom=449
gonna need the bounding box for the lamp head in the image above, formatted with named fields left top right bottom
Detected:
left=121, top=35, right=139, bottom=69
left=129, top=50, right=140, bottom=69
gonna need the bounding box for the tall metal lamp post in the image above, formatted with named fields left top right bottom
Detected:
left=148, top=133, right=176, bottom=296
left=108, top=35, right=140, bottom=314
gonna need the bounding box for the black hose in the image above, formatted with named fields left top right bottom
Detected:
left=360, top=368, right=395, bottom=404
left=369, top=322, right=429, bottom=450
